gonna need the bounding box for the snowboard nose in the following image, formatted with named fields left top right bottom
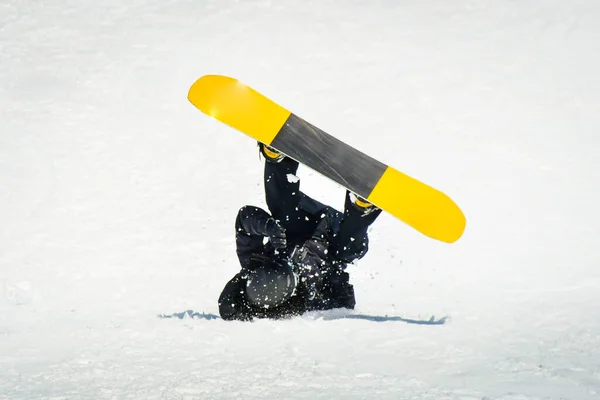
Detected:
left=188, top=75, right=291, bottom=146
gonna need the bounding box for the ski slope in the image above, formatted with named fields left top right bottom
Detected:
left=1, top=1, right=599, bottom=398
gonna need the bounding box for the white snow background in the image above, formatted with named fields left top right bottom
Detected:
left=1, top=1, right=599, bottom=399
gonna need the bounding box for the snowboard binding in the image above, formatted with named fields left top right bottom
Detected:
left=349, top=192, right=380, bottom=216
left=258, top=142, right=285, bottom=163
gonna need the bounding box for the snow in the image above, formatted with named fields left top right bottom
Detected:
left=1, top=0, right=600, bottom=398
left=286, top=173, right=300, bottom=184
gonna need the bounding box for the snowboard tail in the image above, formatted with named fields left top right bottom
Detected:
left=188, top=75, right=466, bottom=243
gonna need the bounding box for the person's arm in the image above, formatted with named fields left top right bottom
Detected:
left=218, top=273, right=253, bottom=321
left=235, top=206, right=287, bottom=270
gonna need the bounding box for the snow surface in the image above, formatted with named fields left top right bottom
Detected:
left=1, top=0, right=600, bottom=398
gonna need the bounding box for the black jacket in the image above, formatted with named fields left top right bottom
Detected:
left=218, top=205, right=370, bottom=321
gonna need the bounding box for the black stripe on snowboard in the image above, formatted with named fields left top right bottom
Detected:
left=271, top=114, right=387, bottom=198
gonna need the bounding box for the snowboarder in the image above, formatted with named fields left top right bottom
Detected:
left=218, top=144, right=382, bottom=321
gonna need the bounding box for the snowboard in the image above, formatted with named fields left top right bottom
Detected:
left=188, top=75, right=466, bottom=243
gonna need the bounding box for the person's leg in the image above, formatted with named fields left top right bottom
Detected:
left=329, top=191, right=382, bottom=263
left=264, top=156, right=301, bottom=221
left=314, top=192, right=382, bottom=310
left=263, top=157, right=328, bottom=242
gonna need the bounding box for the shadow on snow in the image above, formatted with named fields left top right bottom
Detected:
left=159, top=310, right=447, bottom=325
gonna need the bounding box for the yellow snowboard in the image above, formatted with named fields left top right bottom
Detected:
left=188, top=75, right=466, bottom=243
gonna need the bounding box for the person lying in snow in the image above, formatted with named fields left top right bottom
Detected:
left=218, top=143, right=382, bottom=321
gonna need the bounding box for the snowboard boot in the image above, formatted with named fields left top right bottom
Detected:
left=258, top=142, right=285, bottom=163
left=349, top=192, right=380, bottom=216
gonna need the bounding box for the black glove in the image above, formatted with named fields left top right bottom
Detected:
left=289, top=245, right=323, bottom=301
left=265, top=218, right=287, bottom=249
left=298, top=263, right=321, bottom=300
